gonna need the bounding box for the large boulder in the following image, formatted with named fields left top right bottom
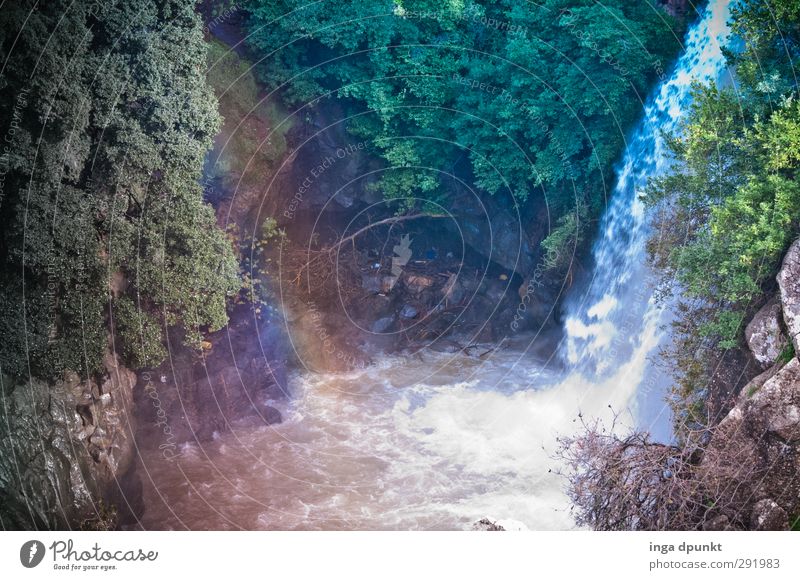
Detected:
left=745, top=297, right=789, bottom=368
left=777, top=238, right=800, bottom=351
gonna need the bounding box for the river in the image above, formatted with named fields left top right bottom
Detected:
left=136, top=0, right=736, bottom=530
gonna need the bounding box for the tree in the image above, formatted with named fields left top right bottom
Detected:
left=245, top=0, right=681, bottom=267
left=0, top=0, right=239, bottom=379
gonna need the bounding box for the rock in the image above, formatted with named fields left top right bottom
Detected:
left=750, top=499, right=789, bottom=531
left=745, top=297, right=788, bottom=368
left=699, top=357, right=800, bottom=528
left=400, top=304, right=419, bottom=319
left=441, top=272, right=465, bottom=304
left=754, top=358, right=800, bottom=442
left=261, top=405, right=283, bottom=425
left=446, top=189, right=533, bottom=275
left=0, top=352, right=140, bottom=530
left=777, top=238, right=800, bottom=351
left=89, top=427, right=112, bottom=450
left=361, top=273, right=381, bottom=294
left=372, top=316, right=395, bottom=333
left=404, top=274, right=435, bottom=294
left=472, top=518, right=505, bottom=531
left=381, top=275, right=398, bottom=293
left=737, top=363, right=781, bottom=403
left=702, top=514, right=735, bottom=531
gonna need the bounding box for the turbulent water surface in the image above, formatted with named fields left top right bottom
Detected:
left=137, top=1, right=736, bottom=530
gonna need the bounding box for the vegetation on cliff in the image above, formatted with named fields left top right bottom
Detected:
left=0, top=0, right=239, bottom=379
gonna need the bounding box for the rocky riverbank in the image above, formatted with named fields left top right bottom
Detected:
left=695, top=239, right=800, bottom=530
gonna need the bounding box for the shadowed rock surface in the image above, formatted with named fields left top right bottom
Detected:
left=0, top=353, right=141, bottom=529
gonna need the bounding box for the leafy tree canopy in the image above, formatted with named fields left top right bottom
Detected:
left=246, top=0, right=681, bottom=252
left=0, top=0, right=239, bottom=379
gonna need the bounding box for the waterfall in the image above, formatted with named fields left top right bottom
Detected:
left=562, top=1, right=736, bottom=390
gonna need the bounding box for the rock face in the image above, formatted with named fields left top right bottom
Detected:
left=777, top=238, right=800, bottom=351
left=136, top=307, right=289, bottom=445
left=0, top=353, right=141, bottom=529
left=446, top=189, right=534, bottom=276
left=699, top=357, right=800, bottom=530
left=745, top=297, right=789, bottom=368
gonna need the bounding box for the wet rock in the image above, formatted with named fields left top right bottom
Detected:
left=472, top=518, right=505, bottom=531
left=750, top=499, right=789, bottom=531
left=372, top=316, right=395, bottom=333
left=777, top=238, right=800, bottom=351
left=0, top=352, right=140, bottom=530
left=745, top=297, right=788, bottom=368
left=400, top=304, right=419, bottom=319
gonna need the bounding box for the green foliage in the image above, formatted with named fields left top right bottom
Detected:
left=777, top=342, right=795, bottom=366
left=649, top=95, right=800, bottom=347
left=0, top=0, right=239, bottom=379
left=113, top=297, right=167, bottom=369
left=540, top=203, right=588, bottom=270
left=245, top=0, right=680, bottom=266
left=646, top=0, right=800, bottom=430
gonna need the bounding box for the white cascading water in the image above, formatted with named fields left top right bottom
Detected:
left=137, top=1, right=736, bottom=530
left=564, top=0, right=736, bottom=373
